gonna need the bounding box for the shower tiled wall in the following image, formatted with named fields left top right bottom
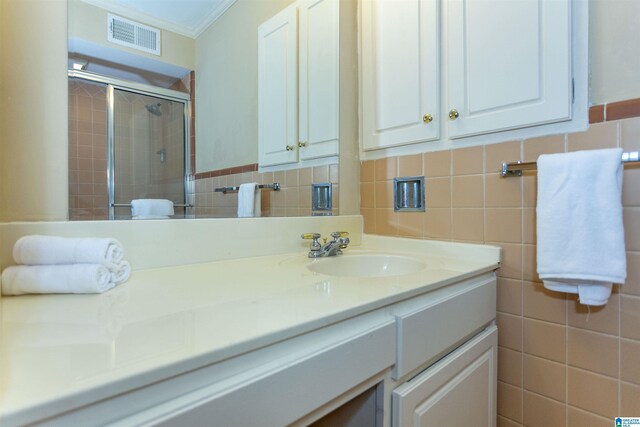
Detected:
left=194, top=164, right=339, bottom=217
left=68, top=79, right=108, bottom=220
left=360, top=102, right=640, bottom=426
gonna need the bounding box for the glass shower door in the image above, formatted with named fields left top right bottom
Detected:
left=111, top=89, right=187, bottom=219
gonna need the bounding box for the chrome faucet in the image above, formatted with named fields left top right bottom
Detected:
left=302, top=231, right=350, bottom=258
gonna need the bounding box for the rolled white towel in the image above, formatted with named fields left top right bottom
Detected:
left=110, top=260, right=131, bottom=285
left=13, top=235, right=124, bottom=270
left=1, top=264, right=114, bottom=295
left=131, top=199, right=174, bottom=219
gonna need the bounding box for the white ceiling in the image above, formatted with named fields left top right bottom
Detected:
left=80, top=0, right=237, bottom=38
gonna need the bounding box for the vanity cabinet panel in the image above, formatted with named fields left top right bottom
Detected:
left=446, top=0, right=572, bottom=138
left=361, top=0, right=440, bottom=151
left=299, top=0, right=340, bottom=160
left=259, top=0, right=339, bottom=168
left=393, top=275, right=496, bottom=380
left=392, top=326, right=498, bottom=427
left=258, top=4, right=299, bottom=167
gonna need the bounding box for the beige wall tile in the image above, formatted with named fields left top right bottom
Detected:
left=397, top=154, right=423, bottom=177
left=424, top=208, right=451, bottom=240
left=298, top=167, right=311, bottom=186
left=360, top=182, right=375, bottom=208
left=568, top=367, right=618, bottom=419
left=567, top=406, right=611, bottom=427
left=497, top=278, right=523, bottom=316
left=523, top=208, right=536, bottom=244
left=299, top=186, right=311, bottom=209
left=523, top=134, right=565, bottom=160
left=522, top=174, right=537, bottom=207
left=374, top=157, right=397, bottom=181
left=274, top=171, right=286, bottom=187
left=361, top=208, right=375, bottom=234
left=329, top=164, right=339, bottom=183
left=485, top=141, right=521, bottom=174
left=497, top=415, right=521, bottom=427
left=621, top=381, right=640, bottom=417
left=375, top=208, right=398, bottom=235
left=360, top=161, right=375, bottom=183
left=313, top=165, right=330, bottom=183
left=425, top=177, right=451, bottom=208
left=568, top=292, right=620, bottom=335
left=452, top=208, right=484, bottom=242
left=497, top=312, right=523, bottom=351
left=423, top=150, right=451, bottom=177
left=498, top=346, right=523, bottom=387
left=492, top=242, right=523, bottom=280
left=398, top=212, right=424, bottom=238
left=621, top=295, right=640, bottom=340
left=523, top=355, right=566, bottom=402
left=285, top=187, right=300, bottom=208
left=452, top=175, right=484, bottom=207
left=452, top=146, right=484, bottom=175
left=498, top=381, right=523, bottom=423
left=524, top=318, right=566, bottom=363
left=621, top=339, right=640, bottom=385
left=485, top=208, right=522, bottom=243
left=624, top=252, right=640, bottom=296
left=523, top=281, right=567, bottom=324
left=522, top=244, right=540, bottom=283
left=374, top=181, right=394, bottom=209
left=624, top=208, right=640, bottom=251
left=623, top=166, right=640, bottom=206
left=523, top=391, right=566, bottom=427
left=285, top=169, right=298, bottom=187
left=485, top=173, right=523, bottom=208
left=568, top=121, right=619, bottom=152
left=621, top=117, right=640, bottom=152
left=568, top=328, right=619, bottom=378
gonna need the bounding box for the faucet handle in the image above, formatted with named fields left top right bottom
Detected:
left=302, top=232, right=321, bottom=240
left=302, top=232, right=322, bottom=256
left=330, top=231, right=349, bottom=240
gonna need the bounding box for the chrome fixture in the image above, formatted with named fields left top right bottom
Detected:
left=501, top=151, right=640, bottom=177
left=215, top=183, right=281, bottom=194
left=302, top=231, right=350, bottom=258
left=146, top=102, right=162, bottom=116
left=71, top=58, right=88, bottom=71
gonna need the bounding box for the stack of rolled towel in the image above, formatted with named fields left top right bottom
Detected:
left=1, top=236, right=131, bottom=295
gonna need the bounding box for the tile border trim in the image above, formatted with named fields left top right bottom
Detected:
left=194, top=163, right=259, bottom=180
left=589, top=98, right=640, bottom=123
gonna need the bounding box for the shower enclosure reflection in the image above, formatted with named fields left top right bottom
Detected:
left=68, top=74, right=192, bottom=220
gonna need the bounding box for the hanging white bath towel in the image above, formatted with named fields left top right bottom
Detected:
left=536, top=148, right=626, bottom=306
left=237, top=183, right=261, bottom=218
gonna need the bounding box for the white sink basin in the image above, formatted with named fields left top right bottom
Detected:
left=307, top=254, right=427, bottom=278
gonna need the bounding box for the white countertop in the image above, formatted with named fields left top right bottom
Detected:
left=0, top=235, right=499, bottom=424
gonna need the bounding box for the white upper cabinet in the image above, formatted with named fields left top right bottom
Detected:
left=361, top=0, right=440, bottom=151
left=259, top=0, right=339, bottom=168
left=446, top=0, right=572, bottom=138
left=299, top=0, right=340, bottom=160
left=258, top=4, right=299, bottom=167
left=360, top=0, right=577, bottom=153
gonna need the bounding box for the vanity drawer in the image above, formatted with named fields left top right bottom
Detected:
left=393, top=275, right=496, bottom=380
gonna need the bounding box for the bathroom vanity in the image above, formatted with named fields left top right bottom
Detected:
left=0, top=217, right=499, bottom=426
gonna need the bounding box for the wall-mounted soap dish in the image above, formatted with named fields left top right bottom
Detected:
left=312, top=183, right=332, bottom=212
left=394, top=176, right=425, bottom=212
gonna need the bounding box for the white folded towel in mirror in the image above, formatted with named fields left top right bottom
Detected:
left=13, top=235, right=124, bottom=270
left=237, top=182, right=261, bottom=218
left=1, top=264, right=114, bottom=295
left=536, top=148, right=626, bottom=306
left=131, top=199, right=174, bottom=219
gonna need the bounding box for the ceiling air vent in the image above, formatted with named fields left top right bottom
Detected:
left=108, top=14, right=161, bottom=56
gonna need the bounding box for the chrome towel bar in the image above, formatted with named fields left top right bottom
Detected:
left=112, top=203, right=193, bottom=208
left=501, top=151, right=640, bottom=177
left=215, top=182, right=281, bottom=194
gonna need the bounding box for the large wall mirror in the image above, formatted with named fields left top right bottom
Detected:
left=66, top=0, right=358, bottom=221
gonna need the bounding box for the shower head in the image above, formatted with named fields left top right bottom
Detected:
left=146, top=103, right=162, bottom=116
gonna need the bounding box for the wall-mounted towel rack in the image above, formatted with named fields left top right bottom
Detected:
left=215, top=183, right=281, bottom=194
left=501, top=151, right=640, bottom=177
left=111, top=203, right=193, bottom=208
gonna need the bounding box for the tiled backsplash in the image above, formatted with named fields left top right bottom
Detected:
left=194, top=164, right=340, bottom=217
left=361, top=111, right=640, bottom=425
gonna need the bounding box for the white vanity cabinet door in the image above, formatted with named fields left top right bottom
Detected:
left=361, top=0, right=440, bottom=151
left=298, top=0, right=339, bottom=160
left=258, top=4, right=299, bottom=167
left=446, top=0, right=572, bottom=138
left=392, top=326, right=497, bottom=427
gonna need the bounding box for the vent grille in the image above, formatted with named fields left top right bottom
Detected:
left=108, top=14, right=160, bottom=56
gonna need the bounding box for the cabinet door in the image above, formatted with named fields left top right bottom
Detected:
left=392, top=326, right=497, bottom=427
left=447, top=0, right=571, bottom=138
left=258, top=4, right=298, bottom=167
left=361, top=0, right=440, bottom=151
left=299, top=0, right=339, bottom=160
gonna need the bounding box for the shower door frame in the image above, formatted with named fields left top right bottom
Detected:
left=68, top=70, right=193, bottom=220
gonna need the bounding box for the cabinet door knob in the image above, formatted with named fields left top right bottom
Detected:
left=298, top=141, right=308, bottom=148
left=285, top=145, right=295, bottom=151
left=423, top=113, right=433, bottom=123
left=448, top=109, right=459, bottom=120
